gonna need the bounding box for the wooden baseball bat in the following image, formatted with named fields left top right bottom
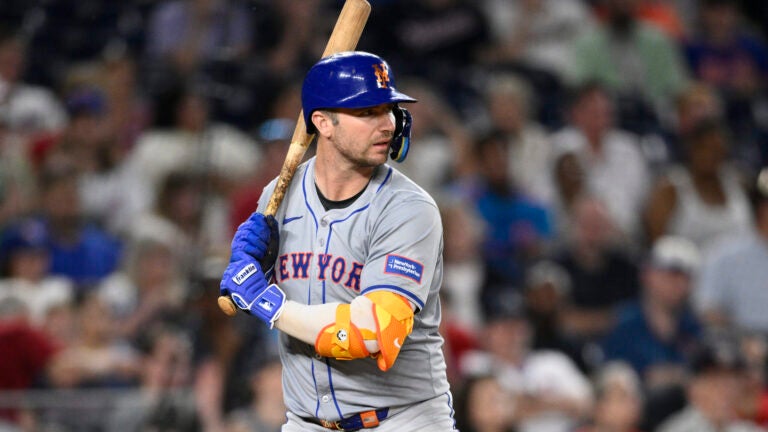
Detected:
left=218, top=0, right=372, bottom=316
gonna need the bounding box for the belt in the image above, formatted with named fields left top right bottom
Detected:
left=303, top=408, right=389, bottom=431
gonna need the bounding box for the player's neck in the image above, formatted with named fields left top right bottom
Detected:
left=314, top=155, right=375, bottom=201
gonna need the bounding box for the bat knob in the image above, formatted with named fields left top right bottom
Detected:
left=218, top=296, right=238, bottom=316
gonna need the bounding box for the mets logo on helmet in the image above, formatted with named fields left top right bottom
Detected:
left=372, top=63, right=390, bottom=89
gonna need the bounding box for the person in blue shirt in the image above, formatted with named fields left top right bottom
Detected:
left=600, top=236, right=702, bottom=390
left=449, top=131, right=552, bottom=311
left=0, top=162, right=123, bottom=293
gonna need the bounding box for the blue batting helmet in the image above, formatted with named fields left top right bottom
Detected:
left=301, top=51, right=416, bottom=132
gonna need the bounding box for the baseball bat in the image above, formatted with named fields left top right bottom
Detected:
left=218, top=0, right=372, bottom=316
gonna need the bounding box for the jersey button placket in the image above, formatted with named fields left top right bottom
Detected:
left=321, top=395, right=330, bottom=403
left=319, top=218, right=328, bottom=247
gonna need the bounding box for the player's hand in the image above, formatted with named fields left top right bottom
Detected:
left=231, top=212, right=279, bottom=270
left=220, top=258, right=286, bottom=328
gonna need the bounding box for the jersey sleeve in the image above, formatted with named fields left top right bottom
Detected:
left=359, top=197, right=442, bottom=311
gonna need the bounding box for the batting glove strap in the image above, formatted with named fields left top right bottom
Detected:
left=231, top=284, right=286, bottom=329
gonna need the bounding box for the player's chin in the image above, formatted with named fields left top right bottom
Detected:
left=369, top=145, right=390, bottom=163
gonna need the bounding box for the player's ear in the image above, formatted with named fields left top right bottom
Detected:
left=312, top=111, right=334, bottom=138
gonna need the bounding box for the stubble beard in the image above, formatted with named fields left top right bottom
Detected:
left=333, top=131, right=390, bottom=169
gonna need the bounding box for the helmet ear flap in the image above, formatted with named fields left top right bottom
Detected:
left=390, top=107, right=412, bottom=163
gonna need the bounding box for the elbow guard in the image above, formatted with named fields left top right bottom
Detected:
left=313, top=291, right=414, bottom=371
left=367, top=291, right=414, bottom=371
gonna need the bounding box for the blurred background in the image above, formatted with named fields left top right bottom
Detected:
left=0, top=0, right=767, bottom=431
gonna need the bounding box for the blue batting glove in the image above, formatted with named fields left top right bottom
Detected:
left=220, top=258, right=286, bottom=328
left=230, top=213, right=279, bottom=269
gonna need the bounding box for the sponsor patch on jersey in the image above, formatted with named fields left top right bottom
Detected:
left=232, top=263, right=258, bottom=285
left=384, top=254, right=423, bottom=284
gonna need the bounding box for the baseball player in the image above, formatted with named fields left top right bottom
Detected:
left=220, top=51, right=456, bottom=431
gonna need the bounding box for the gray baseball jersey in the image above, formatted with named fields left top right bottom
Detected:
left=255, top=157, right=450, bottom=421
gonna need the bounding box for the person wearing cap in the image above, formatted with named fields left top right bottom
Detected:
left=695, top=168, right=768, bottom=335
left=0, top=218, right=73, bottom=325
left=600, top=235, right=702, bottom=390
left=460, top=293, right=594, bottom=432
left=656, top=335, right=763, bottom=432
left=575, top=361, right=643, bottom=432
left=522, top=260, right=586, bottom=370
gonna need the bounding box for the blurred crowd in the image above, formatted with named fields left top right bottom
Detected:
left=0, top=0, right=767, bottom=431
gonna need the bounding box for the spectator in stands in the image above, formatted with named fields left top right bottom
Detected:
left=0, top=297, right=63, bottom=426
left=126, top=85, right=260, bottom=254
left=550, top=83, right=650, bottom=239
left=522, top=260, right=586, bottom=370
left=684, top=0, right=767, bottom=98
left=50, top=293, right=141, bottom=389
left=0, top=218, right=73, bottom=326
left=634, top=0, right=688, bottom=40
left=23, top=159, right=122, bottom=292
left=664, top=81, right=723, bottom=164
left=228, top=118, right=292, bottom=235
left=184, top=255, right=275, bottom=431
left=368, top=0, right=490, bottom=92
left=568, top=0, right=689, bottom=126
left=255, top=0, right=323, bottom=77
left=395, top=78, right=473, bottom=196
left=98, top=237, right=186, bottom=342
left=0, top=26, right=66, bottom=136
left=0, top=113, right=37, bottom=228
left=683, top=0, right=768, bottom=170
left=656, top=334, right=763, bottom=432
left=100, top=53, right=151, bottom=153
left=462, top=296, right=593, bottom=432
left=601, top=235, right=701, bottom=391
left=224, top=354, right=284, bottom=432
left=483, top=73, right=554, bottom=205
left=453, top=373, right=516, bottom=432
left=737, top=332, right=768, bottom=427
left=548, top=147, right=587, bottom=239
left=695, top=167, right=768, bottom=334
left=107, top=324, right=200, bottom=432
left=127, top=84, right=260, bottom=205
left=451, top=131, right=553, bottom=297
left=37, top=87, right=149, bottom=236
left=555, top=195, right=640, bottom=345
left=479, top=0, right=595, bottom=81
left=574, top=362, right=643, bottom=432
left=644, top=119, right=752, bottom=253
left=128, top=171, right=217, bottom=273
left=145, top=0, right=253, bottom=74
left=439, top=290, right=480, bottom=389
left=440, top=200, right=485, bottom=331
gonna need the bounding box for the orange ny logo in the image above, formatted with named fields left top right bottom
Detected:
left=372, top=63, right=389, bottom=89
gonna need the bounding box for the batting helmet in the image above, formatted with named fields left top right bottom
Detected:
left=301, top=51, right=416, bottom=132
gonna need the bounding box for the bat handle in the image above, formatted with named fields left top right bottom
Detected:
left=218, top=295, right=238, bottom=316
